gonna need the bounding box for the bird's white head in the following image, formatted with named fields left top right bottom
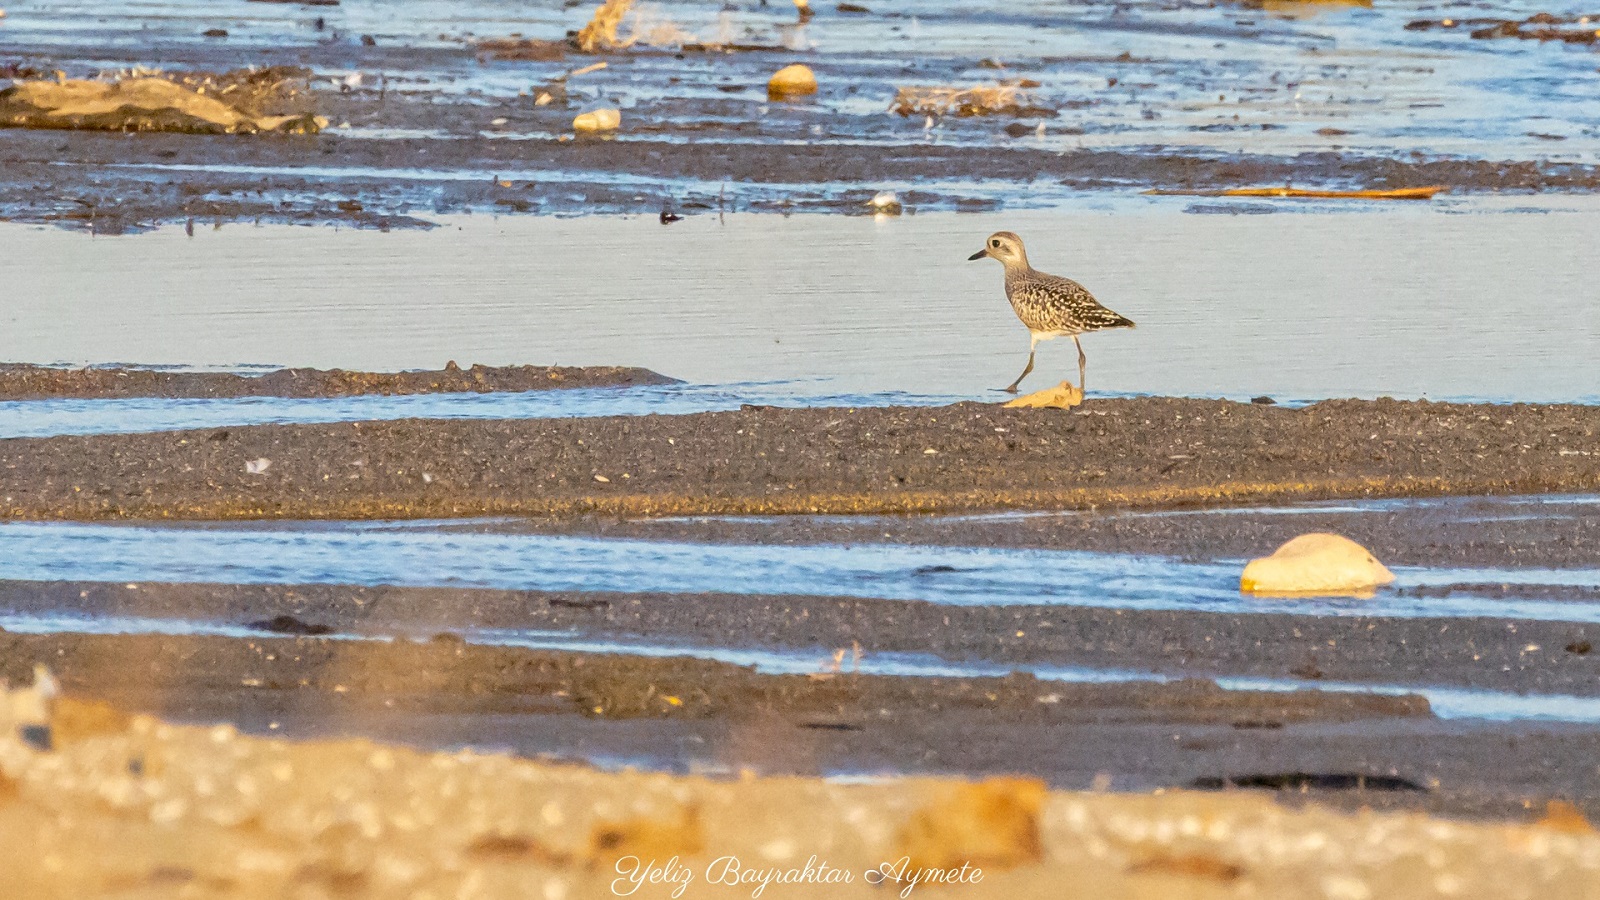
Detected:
left=968, top=231, right=1028, bottom=267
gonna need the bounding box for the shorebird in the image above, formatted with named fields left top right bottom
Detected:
left=969, top=231, right=1134, bottom=394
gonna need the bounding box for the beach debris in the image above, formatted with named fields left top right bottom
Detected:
left=1190, top=772, right=1426, bottom=792
left=659, top=210, right=682, bottom=224
left=812, top=642, right=863, bottom=679
left=1539, top=800, right=1596, bottom=834
left=767, top=63, right=818, bottom=99
left=794, top=0, right=814, bottom=22
left=1144, top=185, right=1445, bottom=201
left=1240, top=533, right=1395, bottom=597
left=898, top=778, right=1045, bottom=872
left=576, top=0, right=632, bottom=52
left=891, top=82, right=1051, bottom=118
left=573, top=107, right=620, bottom=132
left=1407, top=13, right=1600, bottom=43
left=623, top=6, right=697, bottom=48
left=481, top=2, right=690, bottom=58
left=1003, top=381, right=1084, bottom=409
left=837, top=2, right=871, bottom=12
left=4, top=665, right=57, bottom=750
left=202, top=28, right=228, bottom=38
left=1243, top=0, right=1370, bottom=18
left=245, top=457, right=272, bottom=475
left=476, top=37, right=567, bottom=61
left=569, top=61, right=608, bottom=77
left=248, top=614, right=334, bottom=636
left=868, top=190, right=901, bottom=214
left=587, top=806, right=704, bottom=866
left=0, top=72, right=325, bottom=135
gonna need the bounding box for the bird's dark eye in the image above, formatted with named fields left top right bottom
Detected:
left=990, top=239, right=1000, bottom=248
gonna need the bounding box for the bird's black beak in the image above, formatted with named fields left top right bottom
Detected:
left=968, top=249, right=988, bottom=261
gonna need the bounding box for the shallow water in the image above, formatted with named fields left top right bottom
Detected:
left=2, top=516, right=1597, bottom=623
left=4, top=0, right=1599, bottom=162
left=0, top=382, right=961, bottom=439
left=1, top=199, right=1597, bottom=403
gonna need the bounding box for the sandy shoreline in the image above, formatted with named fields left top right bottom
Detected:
left=5, top=628, right=1600, bottom=823
left=0, top=363, right=674, bottom=400
left=1, top=396, right=1597, bottom=521
left=6, top=683, right=1599, bottom=899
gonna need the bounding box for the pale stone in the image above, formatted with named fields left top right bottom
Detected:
left=1240, top=532, right=1395, bottom=597
left=767, top=64, right=818, bottom=99
left=572, top=107, right=621, bottom=132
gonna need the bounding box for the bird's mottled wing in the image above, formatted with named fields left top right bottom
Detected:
left=1011, top=274, right=1134, bottom=333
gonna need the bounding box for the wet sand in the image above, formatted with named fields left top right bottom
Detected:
left=515, top=490, right=1600, bottom=569
left=2, top=396, right=1598, bottom=520
left=5, top=578, right=1595, bottom=697
left=4, top=573, right=1600, bottom=820
left=16, top=628, right=1600, bottom=822
left=5, top=123, right=1595, bottom=232
left=0, top=363, right=673, bottom=399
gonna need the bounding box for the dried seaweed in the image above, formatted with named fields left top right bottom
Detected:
left=890, top=82, right=1053, bottom=118
left=1145, top=185, right=1446, bottom=200
left=575, top=0, right=633, bottom=52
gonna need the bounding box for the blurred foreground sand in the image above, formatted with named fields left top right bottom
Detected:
left=3, top=677, right=1599, bottom=900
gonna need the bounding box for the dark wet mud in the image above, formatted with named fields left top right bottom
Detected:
left=0, top=363, right=673, bottom=400
left=3, top=396, right=1598, bottom=521
left=0, top=630, right=1426, bottom=725
left=5, top=123, right=1595, bottom=233
left=5, top=629, right=1600, bottom=821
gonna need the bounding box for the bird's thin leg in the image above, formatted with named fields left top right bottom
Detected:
left=1004, top=336, right=1039, bottom=394
left=1073, top=335, right=1087, bottom=395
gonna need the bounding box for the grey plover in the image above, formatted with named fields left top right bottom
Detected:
left=969, top=231, right=1134, bottom=394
